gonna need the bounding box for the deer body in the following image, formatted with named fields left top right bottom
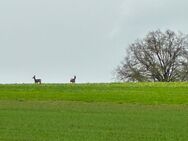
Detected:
left=33, top=75, right=42, bottom=84
left=70, top=76, right=76, bottom=83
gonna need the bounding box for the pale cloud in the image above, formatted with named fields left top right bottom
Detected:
left=0, top=0, right=188, bottom=83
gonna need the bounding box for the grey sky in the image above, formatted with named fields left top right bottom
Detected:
left=0, top=0, right=188, bottom=83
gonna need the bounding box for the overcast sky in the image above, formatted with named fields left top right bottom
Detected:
left=0, top=0, right=188, bottom=83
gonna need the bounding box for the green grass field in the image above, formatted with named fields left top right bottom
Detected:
left=0, top=83, right=188, bottom=141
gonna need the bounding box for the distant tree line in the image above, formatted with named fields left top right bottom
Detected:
left=116, top=29, right=188, bottom=82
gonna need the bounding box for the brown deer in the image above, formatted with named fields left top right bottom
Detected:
left=33, top=75, right=42, bottom=84
left=70, top=76, right=76, bottom=83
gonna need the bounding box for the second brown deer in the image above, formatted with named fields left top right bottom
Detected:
left=70, top=76, right=76, bottom=83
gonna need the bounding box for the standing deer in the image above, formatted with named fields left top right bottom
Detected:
left=33, top=75, right=42, bottom=84
left=70, top=76, right=76, bottom=83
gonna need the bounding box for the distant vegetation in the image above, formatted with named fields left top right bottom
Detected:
left=116, top=29, right=188, bottom=82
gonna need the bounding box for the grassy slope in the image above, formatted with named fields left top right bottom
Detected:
left=0, top=83, right=188, bottom=141
left=0, top=82, right=188, bottom=104
left=1, top=101, right=188, bottom=141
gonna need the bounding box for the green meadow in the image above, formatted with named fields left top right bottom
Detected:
left=0, top=83, right=188, bottom=141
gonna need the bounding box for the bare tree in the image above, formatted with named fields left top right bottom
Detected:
left=116, top=29, right=188, bottom=82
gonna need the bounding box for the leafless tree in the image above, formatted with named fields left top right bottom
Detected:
left=116, top=29, right=188, bottom=82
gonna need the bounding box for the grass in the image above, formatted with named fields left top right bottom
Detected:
left=1, top=82, right=188, bottom=104
left=0, top=83, right=188, bottom=141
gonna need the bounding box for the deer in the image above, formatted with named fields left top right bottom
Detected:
left=70, top=76, right=76, bottom=83
left=32, top=75, right=42, bottom=84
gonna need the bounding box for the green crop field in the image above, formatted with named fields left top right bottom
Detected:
left=0, top=83, right=188, bottom=141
